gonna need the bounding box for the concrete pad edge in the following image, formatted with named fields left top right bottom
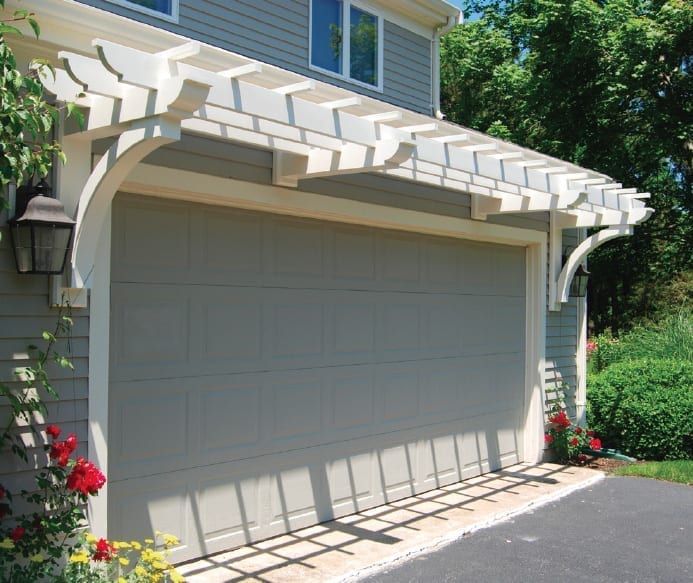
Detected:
left=337, top=471, right=606, bottom=582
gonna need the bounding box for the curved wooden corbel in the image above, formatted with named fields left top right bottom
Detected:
left=70, top=118, right=181, bottom=288
left=550, top=225, right=632, bottom=310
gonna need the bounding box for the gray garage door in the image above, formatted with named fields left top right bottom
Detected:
left=108, top=193, right=526, bottom=562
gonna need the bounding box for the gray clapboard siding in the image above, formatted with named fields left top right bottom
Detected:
left=0, top=227, right=90, bottom=497
left=544, top=230, right=579, bottom=418
left=76, top=0, right=433, bottom=114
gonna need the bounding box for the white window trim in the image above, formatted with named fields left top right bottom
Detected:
left=103, top=0, right=179, bottom=23
left=309, top=0, right=385, bottom=93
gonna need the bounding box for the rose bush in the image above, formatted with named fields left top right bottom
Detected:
left=0, top=424, right=185, bottom=582
left=545, top=404, right=602, bottom=463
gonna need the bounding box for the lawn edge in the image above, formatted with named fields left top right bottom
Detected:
left=338, top=470, right=606, bottom=583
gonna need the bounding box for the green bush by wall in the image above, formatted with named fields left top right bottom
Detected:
left=587, top=359, right=693, bottom=460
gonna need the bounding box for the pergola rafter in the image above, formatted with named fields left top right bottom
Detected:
left=42, top=37, right=652, bottom=305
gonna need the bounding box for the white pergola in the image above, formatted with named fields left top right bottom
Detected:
left=44, top=38, right=652, bottom=310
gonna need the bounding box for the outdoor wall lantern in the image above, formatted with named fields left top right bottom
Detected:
left=562, top=249, right=590, bottom=298
left=9, top=178, right=75, bottom=275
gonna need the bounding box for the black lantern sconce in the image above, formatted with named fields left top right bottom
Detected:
left=9, top=178, right=75, bottom=275
left=562, top=249, right=590, bottom=298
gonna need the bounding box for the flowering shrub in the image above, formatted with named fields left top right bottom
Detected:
left=545, top=404, right=602, bottom=463
left=62, top=531, right=184, bottom=582
left=0, top=424, right=185, bottom=581
left=0, top=424, right=107, bottom=580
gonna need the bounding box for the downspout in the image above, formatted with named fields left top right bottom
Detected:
left=432, top=11, right=462, bottom=119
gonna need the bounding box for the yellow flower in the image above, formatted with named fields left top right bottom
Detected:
left=131, top=540, right=142, bottom=550
left=69, top=550, right=90, bottom=564
left=29, top=552, right=44, bottom=563
left=0, top=538, right=14, bottom=550
left=169, top=570, right=185, bottom=583
left=85, top=533, right=98, bottom=544
left=118, top=578, right=127, bottom=583
left=163, top=534, right=180, bottom=548
left=113, top=541, right=131, bottom=550
left=152, top=560, right=168, bottom=570
left=135, top=565, right=147, bottom=576
left=144, top=538, right=154, bottom=545
left=119, top=556, right=130, bottom=566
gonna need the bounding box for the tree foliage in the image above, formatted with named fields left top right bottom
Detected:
left=0, top=0, right=72, bottom=211
left=441, top=0, right=692, bottom=333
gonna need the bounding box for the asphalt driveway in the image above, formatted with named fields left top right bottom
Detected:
left=362, top=476, right=692, bottom=583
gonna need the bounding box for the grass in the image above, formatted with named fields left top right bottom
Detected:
left=613, top=460, right=693, bottom=485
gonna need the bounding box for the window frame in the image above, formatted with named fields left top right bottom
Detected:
left=309, top=0, right=385, bottom=93
left=103, top=0, right=179, bottom=23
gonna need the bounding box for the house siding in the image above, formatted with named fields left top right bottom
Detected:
left=0, top=227, right=90, bottom=501
left=75, top=0, right=433, bottom=114
left=545, top=230, right=580, bottom=419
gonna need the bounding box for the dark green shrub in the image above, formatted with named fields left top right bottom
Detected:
left=587, top=359, right=693, bottom=460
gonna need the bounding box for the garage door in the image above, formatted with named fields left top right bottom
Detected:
left=108, top=193, right=526, bottom=562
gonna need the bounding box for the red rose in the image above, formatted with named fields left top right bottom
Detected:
left=575, top=427, right=583, bottom=435
left=66, top=458, right=106, bottom=496
left=10, top=526, right=25, bottom=542
left=65, top=433, right=78, bottom=453
left=46, top=425, right=61, bottom=439
left=577, top=454, right=588, bottom=463
left=92, top=537, right=116, bottom=562
left=548, top=411, right=571, bottom=429
left=544, top=433, right=554, bottom=445
left=589, top=437, right=602, bottom=450
left=569, top=437, right=579, bottom=447
left=587, top=429, right=595, bottom=437
left=49, top=442, right=71, bottom=467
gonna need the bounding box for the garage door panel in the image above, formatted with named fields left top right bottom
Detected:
left=331, top=224, right=377, bottom=284
left=380, top=301, right=421, bottom=357
left=198, top=471, right=263, bottom=543
left=331, top=298, right=377, bottom=363
left=268, top=370, right=324, bottom=443
left=108, top=473, right=192, bottom=555
left=491, top=296, right=526, bottom=354
left=424, top=237, right=460, bottom=292
left=493, top=245, right=526, bottom=296
left=109, top=380, right=192, bottom=480
left=111, top=196, right=192, bottom=282
left=377, top=362, right=421, bottom=427
left=379, top=232, right=421, bottom=287
left=199, top=287, right=264, bottom=366
left=420, top=434, right=462, bottom=487
left=329, top=366, right=376, bottom=434
left=419, top=361, right=460, bottom=418
left=199, top=382, right=262, bottom=454
left=109, top=194, right=527, bottom=562
left=197, top=207, right=264, bottom=284
left=110, top=284, right=192, bottom=381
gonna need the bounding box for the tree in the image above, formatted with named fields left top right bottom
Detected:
left=0, top=0, right=70, bottom=211
left=441, top=0, right=692, bottom=333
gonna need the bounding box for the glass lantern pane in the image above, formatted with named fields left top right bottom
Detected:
left=11, top=223, right=33, bottom=273
left=33, top=224, right=72, bottom=273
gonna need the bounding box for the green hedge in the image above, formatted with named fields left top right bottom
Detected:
left=587, top=359, right=693, bottom=460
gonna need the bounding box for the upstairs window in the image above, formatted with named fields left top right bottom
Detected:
left=105, top=0, right=178, bottom=21
left=310, top=0, right=383, bottom=90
